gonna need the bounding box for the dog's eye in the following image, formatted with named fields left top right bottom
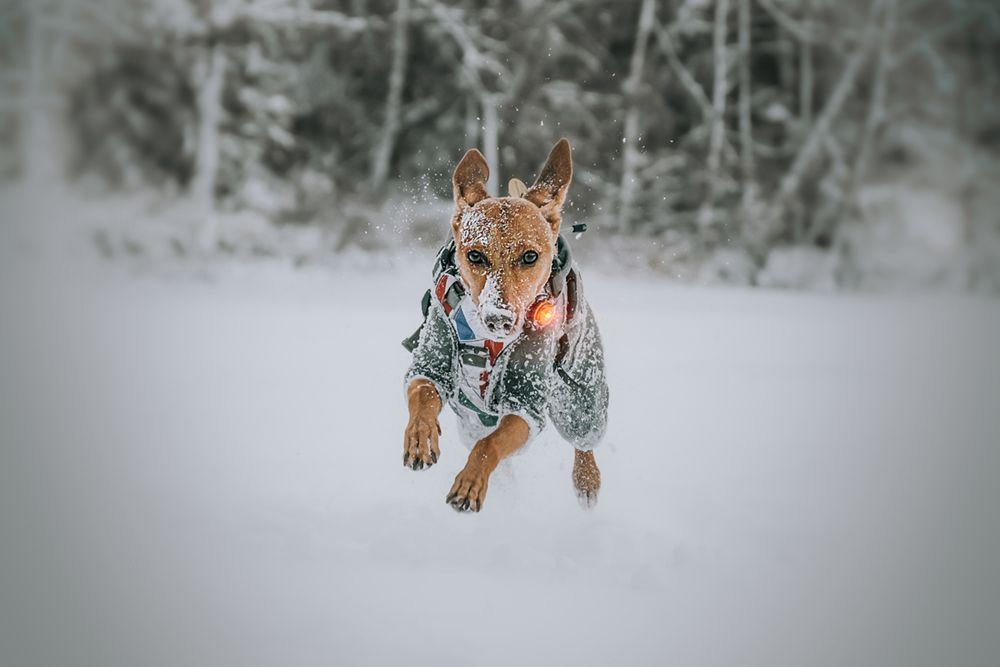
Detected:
left=521, top=250, right=539, bottom=266
left=467, top=250, right=486, bottom=265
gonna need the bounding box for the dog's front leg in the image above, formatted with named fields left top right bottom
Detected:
left=403, top=379, right=442, bottom=470
left=447, top=415, right=529, bottom=512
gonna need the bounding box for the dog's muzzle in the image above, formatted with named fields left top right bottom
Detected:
left=482, top=309, right=516, bottom=337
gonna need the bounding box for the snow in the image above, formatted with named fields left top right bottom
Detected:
left=758, top=245, right=838, bottom=291
left=1, top=249, right=999, bottom=666
left=459, top=205, right=496, bottom=246
left=477, top=271, right=518, bottom=336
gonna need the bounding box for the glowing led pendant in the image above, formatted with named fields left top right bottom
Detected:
left=529, top=299, right=558, bottom=328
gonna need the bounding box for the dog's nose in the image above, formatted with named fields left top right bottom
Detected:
left=483, top=311, right=515, bottom=336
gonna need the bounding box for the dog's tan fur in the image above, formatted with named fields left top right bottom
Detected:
left=403, top=139, right=600, bottom=511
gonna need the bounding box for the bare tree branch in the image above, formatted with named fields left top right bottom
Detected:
left=757, top=0, right=818, bottom=43
left=414, top=0, right=511, bottom=89
left=888, top=6, right=980, bottom=70
left=652, top=20, right=712, bottom=118
left=239, top=6, right=377, bottom=33
left=758, top=0, right=861, bottom=48
left=827, top=0, right=898, bottom=239
left=402, top=96, right=446, bottom=128
left=768, top=0, right=885, bottom=225
left=652, top=19, right=739, bottom=166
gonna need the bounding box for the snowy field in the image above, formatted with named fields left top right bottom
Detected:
left=2, top=242, right=999, bottom=666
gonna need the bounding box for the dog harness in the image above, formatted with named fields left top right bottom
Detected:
left=403, top=235, right=608, bottom=450
left=404, top=238, right=575, bottom=428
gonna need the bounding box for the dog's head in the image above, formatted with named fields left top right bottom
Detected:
left=450, top=138, right=573, bottom=341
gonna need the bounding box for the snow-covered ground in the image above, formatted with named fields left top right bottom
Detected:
left=2, top=244, right=999, bottom=666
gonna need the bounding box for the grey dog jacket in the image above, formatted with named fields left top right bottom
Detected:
left=403, top=236, right=608, bottom=450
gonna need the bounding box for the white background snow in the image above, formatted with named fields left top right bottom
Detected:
left=1, top=225, right=999, bottom=666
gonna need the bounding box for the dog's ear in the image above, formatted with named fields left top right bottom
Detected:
left=452, top=149, right=490, bottom=210
left=525, top=138, right=572, bottom=235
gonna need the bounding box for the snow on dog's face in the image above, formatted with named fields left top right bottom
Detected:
left=450, top=139, right=573, bottom=341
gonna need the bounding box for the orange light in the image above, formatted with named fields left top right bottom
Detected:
left=531, top=300, right=557, bottom=328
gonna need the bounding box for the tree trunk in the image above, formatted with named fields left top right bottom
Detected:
left=619, top=0, right=656, bottom=233
left=191, top=43, right=226, bottom=211
left=370, top=0, right=410, bottom=196
left=464, top=96, right=479, bottom=148
left=481, top=94, right=499, bottom=196
left=22, top=0, right=62, bottom=188
left=738, top=0, right=754, bottom=212
left=777, top=24, right=794, bottom=99
left=798, top=2, right=813, bottom=129
left=698, top=0, right=730, bottom=229
left=799, top=40, right=813, bottom=128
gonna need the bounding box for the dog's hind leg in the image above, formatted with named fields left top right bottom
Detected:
left=548, top=309, right=609, bottom=507
left=551, top=375, right=606, bottom=507
left=572, top=450, right=601, bottom=508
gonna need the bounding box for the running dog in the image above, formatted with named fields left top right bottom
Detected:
left=402, top=138, right=609, bottom=512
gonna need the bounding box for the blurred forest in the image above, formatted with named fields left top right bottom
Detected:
left=2, top=0, right=999, bottom=290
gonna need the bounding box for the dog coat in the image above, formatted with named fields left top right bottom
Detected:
left=404, top=236, right=608, bottom=451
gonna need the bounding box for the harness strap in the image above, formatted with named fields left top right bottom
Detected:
left=404, top=237, right=578, bottom=353
left=435, top=273, right=465, bottom=315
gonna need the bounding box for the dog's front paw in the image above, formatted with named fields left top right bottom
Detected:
left=446, top=459, right=492, bottom=512
left=572, top=450, right=601, bottom=508
left=403, top=414, right=440, bottom=471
